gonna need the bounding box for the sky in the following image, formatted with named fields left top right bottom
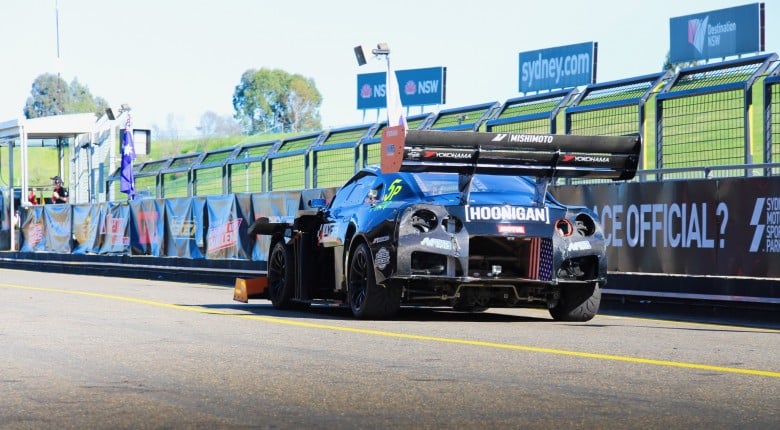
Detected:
left=1, top=0, right=778, bottom=137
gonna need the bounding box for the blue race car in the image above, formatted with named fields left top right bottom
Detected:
left=246, top=128, right=640, bottom=321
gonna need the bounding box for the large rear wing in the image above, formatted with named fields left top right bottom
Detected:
left=380, top=127, right=641, bottom=181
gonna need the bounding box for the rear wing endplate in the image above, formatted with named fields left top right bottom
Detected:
left=380, top=127, right=641, bottom=181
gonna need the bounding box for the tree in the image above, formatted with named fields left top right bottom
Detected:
left=662, top=51, right=699, bottom=73
left=23, top=73, right=109, bottom=119
left=66, top=78, right=110, bottom=117
left=232, top=68, right=322, bottom=135
left=198, top=111, right=241, bottom=137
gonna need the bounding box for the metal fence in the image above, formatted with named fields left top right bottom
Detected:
left=106, top=53, right=780, bottom=201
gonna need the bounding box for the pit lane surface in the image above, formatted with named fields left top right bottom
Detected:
left=1, top=269, right=778, bottom=429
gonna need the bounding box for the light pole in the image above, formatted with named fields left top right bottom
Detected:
left=354, top=43, right=406, bottom=128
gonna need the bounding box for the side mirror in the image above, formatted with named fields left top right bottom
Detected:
left=309, top=198, right=327, bottom=209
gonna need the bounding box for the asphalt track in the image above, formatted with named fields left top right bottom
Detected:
left=1, top=268, right=778, bottom=429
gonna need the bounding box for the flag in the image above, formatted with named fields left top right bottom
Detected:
left=386, top=66, right=407, bottom=129
left=120, top=122, right=136, bottom=200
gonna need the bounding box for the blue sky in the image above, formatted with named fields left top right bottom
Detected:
left=1, top=0, right=777, bottom=136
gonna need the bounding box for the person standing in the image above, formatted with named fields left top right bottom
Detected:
left=27, top=188, right=38, bottom=205
left=50, top=176, right=69, bottom=204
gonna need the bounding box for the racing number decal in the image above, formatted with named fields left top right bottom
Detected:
left=384, top=179, right=403, bottom=201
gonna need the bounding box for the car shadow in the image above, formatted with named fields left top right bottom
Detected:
left=193, top=302, right=552, bottom=323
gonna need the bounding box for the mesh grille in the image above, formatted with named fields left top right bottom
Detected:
left=315, top=148, right=354, bottom=188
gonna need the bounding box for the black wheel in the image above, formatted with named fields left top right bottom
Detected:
left=267, top=240, right=296, bottom=309
left=549, top=282, right=601, bottom=322
left=347, top=242, right=400, bottom=319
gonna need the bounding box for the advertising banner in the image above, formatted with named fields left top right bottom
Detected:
left=553, top=176, right=780, bottom=278
left=669, top=3, right=764, bottom=63
left=164, top=197, right=206, bottom=259
left=357, top=67, right=446, bottom=109
left=19, top=206, right=46, bottom=252
left=518, top=42, right=596, bottom=93
left=99, top=202, right=131, bottom=255
left=716, top=177, right=780, bottom=277
left=250, top=191, right=302, bottom=261
left=42, top=204, right=72, bottom=253
left=205, top=195, right=247, bottom=260
left=130, top=199, right=165, bottom=256
left=72, top=203, right=105, bottom=254
left=235, top=193, right=254, bottom=257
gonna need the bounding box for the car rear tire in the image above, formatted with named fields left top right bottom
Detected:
left=348, top=243, right=400, bottom=319
left=549, top=282, right=601, bottom=322
left=268, top=240, right=296, bottom=310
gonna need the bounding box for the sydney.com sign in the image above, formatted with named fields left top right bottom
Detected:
left=518, top=42, right=597, bottom=93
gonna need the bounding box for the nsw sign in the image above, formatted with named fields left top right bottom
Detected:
left=357, top=67, right=446, bottom=110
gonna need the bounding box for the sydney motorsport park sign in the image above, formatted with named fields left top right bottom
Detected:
left=518, top=42, right=597, bottom=93
left=357, top=67, right=446, bottom=110
left=669, top=3, right=765, bottom=63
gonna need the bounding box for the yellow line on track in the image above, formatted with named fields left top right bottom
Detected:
left=4, top=283, right=780, bottom=379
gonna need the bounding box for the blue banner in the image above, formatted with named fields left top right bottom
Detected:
left=669, top=3, right=763, bottom=63
left=357, top=67, right=446, bottom=109
left=518, top=42, right=596, bottom=93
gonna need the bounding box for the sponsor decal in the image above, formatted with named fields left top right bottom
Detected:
left=369, top=201, right=392, bottom=211
left=385, top=144, right=395, bottom=156
left=384, top=178, right=403, bottom=201
left=561, top=154, right=610, bottom=163
left=567, top=240, right=592, bottom=251
left=375, top=247, right=391, bottom=270
left=172, top=216, right=197, bottom=239
left=136, top=211, right=159, bottom=245
left=750, top=197, right=780, bottom=253
left=593, top=202, right=728, bottom=249
left=207, top=218, right=242, bottom=252
left=688, top=15, right=736, bottom=55
left=465, top=205, right=550, bottom=224
left=498, top=225, right=526, bottom=234
left=102, top=214, right=130, bottom=246
left=423, top=151, right=472, bottom=160
left=420, top=237, right=452, bottom=250
left=491, top=133, right=554, bottom=144
left=318, top=223, right=342, bottom=246
left=74, top=215, right=94, bottom=245
left=372, top=235, right=390, bottom=244
left=28, top=223, right=44, bottom=248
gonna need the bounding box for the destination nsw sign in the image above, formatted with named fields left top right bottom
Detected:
left=357, top=67, right=446, bottom=110
left=669, top=3, right=764, bottom=63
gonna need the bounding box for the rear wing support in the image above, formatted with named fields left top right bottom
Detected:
left=381, top=127, right=641, bottom=205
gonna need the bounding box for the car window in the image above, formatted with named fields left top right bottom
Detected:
left=411, top=173, right=536, bottom=196
left=332, top=174, right=377, bottom=207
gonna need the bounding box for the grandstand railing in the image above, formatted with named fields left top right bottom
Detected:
left=485, top=89, right=577, bottom=134
left=104, top=53, right=780, bottom=200
left=655, top=53, right=777, bottom=179
left=764, top=66, right=780, bottom=172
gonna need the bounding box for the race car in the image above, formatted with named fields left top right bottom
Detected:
left=245, top=127, right=640, bottom=321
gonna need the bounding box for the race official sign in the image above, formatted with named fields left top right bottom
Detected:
left=669, top=3, right=765, bottom=63
left=357, top=67, right=446, bottom=110
left=518, top=42, right=597, bottom=93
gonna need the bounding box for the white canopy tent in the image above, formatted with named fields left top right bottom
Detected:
left=0, top=113, right=116, bottom=250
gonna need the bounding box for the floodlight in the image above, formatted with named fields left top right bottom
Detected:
left=354, top=46, right=367, bottom=66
